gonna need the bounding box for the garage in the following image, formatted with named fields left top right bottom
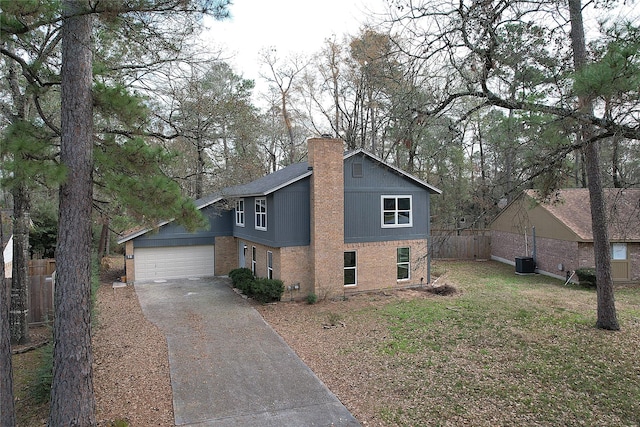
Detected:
left=134, top=245, right=215, bottom=282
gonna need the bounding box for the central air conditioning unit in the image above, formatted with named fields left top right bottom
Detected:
left=515, top=256, right=536, bottom=274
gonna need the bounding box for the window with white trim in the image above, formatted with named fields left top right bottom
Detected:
left=397, top=247, right=410, bottom=280
left=251, top=246, right=257, bottom=276
left=344, top=251, right=357, bottom=287
left=235, top=199, right=245, bottom=226
left=267, top=251, right=273, bottom=279
left=381, top=195, right=412, bottom=227
left=255, top=198, right=267, bottom=231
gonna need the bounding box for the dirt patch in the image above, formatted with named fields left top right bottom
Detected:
left=255, top=286, right=459, bottom=425
left=92, top=271, right=174, bottom=426
left=12, top=325, right=50, bottom=355
left=397, top=283, right=458, bottom=297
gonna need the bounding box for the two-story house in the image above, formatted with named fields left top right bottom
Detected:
left=118, top=137, right=442, bottom=298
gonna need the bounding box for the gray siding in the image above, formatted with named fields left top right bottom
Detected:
left=273, top=178, right=310, bottom=245
left=132, top=154, right=434, bottom=250
left=233, top=178, right=310, bottom=247
left=344, top=155, right=430, bottom=243
left=134, top=205, right=233, bottom=248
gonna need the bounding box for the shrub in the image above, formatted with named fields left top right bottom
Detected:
left=229, top=268, right=254, bottom=292
left=575, top=267, right=597, bottom=287
left=326, top=312, right=343, bottom=326
left=229, top=269, right=284, bottom=303
left=250, top=278, right=285, bottom=303
left=306, top=293, right=318, bottom=305
left=229, top=267, right=253, bottom=283
left=236, top=276, right=254, bottom=294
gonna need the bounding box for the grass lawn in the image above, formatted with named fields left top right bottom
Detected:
left=13, top=345, right=50, bottom=426
left=260, top=260, right=640, bottom=426
left=377, top=261, right=640, bottom=426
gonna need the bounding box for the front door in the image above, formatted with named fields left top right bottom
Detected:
left=611, top=243, right=630, bottom=282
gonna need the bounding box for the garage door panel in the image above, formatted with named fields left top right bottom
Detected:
left=134, top=245, right=215, bottom=281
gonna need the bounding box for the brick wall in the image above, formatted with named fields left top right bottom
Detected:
left=125, top=240, right=134, bottom=283
left=344, top=239, right=429, bottom=292
left=214, top=236, right=237, bottom=276
left=629, top=243, right=640, bottom=282
left=491, top=230, right=578, bottom=279
left=491, top=230, right=528, bottom=262
left=236, top=240, right=317, bottom=299
left=534, top=237, right=578, bottom=277
left=577, top=243, right=594, bottom=269
left=494, top=230, right=640, bottom=284
left=280, top=245, right=313, bottom=299
left=308, top=137, right=345, bottom=299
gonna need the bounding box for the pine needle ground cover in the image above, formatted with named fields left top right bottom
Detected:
left=258, top=260, right=640, bottom=426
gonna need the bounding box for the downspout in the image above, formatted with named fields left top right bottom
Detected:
left=532, top=226, right=537, bottom=269
left=427, top=236, right=431, bottom=285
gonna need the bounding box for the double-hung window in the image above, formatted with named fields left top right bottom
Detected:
left=267, top=251, right=273, bottom=279
left=344, top=251, right=357, bottom=287
left=397, top=247, right=410, bottom=280
left=235, top=199, right=245, bottom=226
left=255, top=198, right=267, bottom=231
left=251, top=246, right=257, bottom=276
left=381, top=195, right=412, bottom=227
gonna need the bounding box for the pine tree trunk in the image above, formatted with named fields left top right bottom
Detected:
left=10, top=183, right=30, bottom=344
left=49, top=1, right=97, bottom=425
left=6, top=40, right=31, bottom=346
left=568, top=0, right=619, bottom=330
left=97, top=218, right=109, bottom=261
left=584, top=141, right=619, bottom=330
left=1, top=215, right=17, bottom=427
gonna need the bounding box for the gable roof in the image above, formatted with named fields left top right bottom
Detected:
left=524, top=188, right=640, bottom=241
left=346, top=149, right=442, bottom=194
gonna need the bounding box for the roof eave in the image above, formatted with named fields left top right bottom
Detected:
left=118, top=195, right=225, bottom=244
left=117, top=219, right=172, bottom=244
left=223, top=170, right=312, bottom=198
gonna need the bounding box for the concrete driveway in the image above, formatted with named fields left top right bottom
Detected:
left=135, top=277, right=359, bottom=426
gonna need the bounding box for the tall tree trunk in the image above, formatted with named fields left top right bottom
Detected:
left=10, top=183, right=29, bottom=344
left=611, top=136, right=621, bottom=188
left=1, top=215, right=17, bottom=427
left=49, top=1, right=97, bottom=425
left=6, top=40, right=31, bottom=345
left=281, top=92, right=295, bottom=163
left=196, top=138, right=204, bottom=199
left=97, top=217, right=109, bottom=261
left=568, top=0, right=619, bottom=330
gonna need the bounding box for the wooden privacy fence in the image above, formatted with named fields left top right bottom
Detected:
left=28, top=259, right=56, bottom=325
left=3, top=259, right=56, bottom=325
left=431, top=231, right=491, bottom=260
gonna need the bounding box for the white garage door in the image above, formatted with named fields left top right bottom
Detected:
left=134, top=245, right=215, bottom=282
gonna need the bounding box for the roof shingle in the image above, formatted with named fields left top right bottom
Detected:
left=526, top=188, right=640, bottom=241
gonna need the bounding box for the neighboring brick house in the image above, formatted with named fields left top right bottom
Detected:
left=118, top=137, right=442, bottom=298
left=491, top=188, right=640, bottom=284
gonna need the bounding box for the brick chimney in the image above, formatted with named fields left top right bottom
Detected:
left=308, top=137, right=344, bottom=298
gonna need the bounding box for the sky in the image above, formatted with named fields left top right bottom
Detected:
left=200, top=0, right=640, bottom=98
left=202, top=0, right=389, bottom=83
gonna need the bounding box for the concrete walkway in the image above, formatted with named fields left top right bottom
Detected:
left=135, top=277, right=359, bottom=426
